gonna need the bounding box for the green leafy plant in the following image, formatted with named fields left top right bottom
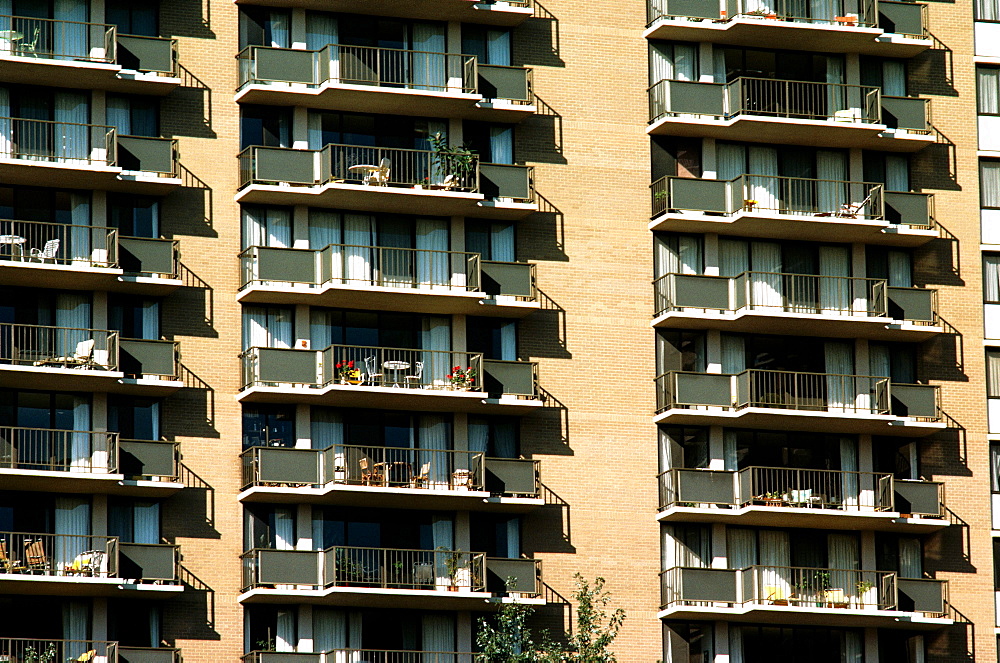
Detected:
left=856, top=580, right=874, bottom=594
left=256, top=636, right=275, bottom=652
left=23, top=643, right=57, bottom=663
left=428, top=132, right=478, bottom=185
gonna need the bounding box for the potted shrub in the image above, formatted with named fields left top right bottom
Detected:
left=447, top=366, right=477, bottom=391
left=336, top=360, right=363, bottom=385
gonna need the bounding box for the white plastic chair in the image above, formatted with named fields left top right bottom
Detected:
left=30, top=238, right=60, bottom=262
left=404, top=361, right=423, bottom=387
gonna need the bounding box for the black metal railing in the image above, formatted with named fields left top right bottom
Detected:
left=0, top=218, right=118, bottom=266
left=646, top=0, right=878, bottom=26
left=0, top=638, right=117, bottom=663
left=0, top=425, right=116, bottom=473
left=0, top=14, right=115, bottom=61
left=0, top=116, right=115, bottom=165
left=242, top=652, right=477, bottom=663
left=0, top=530, right=118, bottom=577
left=0, top=322, right=118, bottom=370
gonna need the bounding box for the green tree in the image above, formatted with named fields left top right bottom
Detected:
left=476, top=574, right=626, bottom=662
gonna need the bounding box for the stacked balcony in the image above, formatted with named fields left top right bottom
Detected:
left=0, top=639, right=180, bottom=663
left=231, top=0, right=535, bottom=26
left=0, top=15, right=179, bottom=94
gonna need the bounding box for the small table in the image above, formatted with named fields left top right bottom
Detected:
left=348, top=164, right=380, bottom=185
left=0, top=31, right=23, bottom=55
left=0, top=235, right=25, bottom=259
left=383, top=360, right=410, bottom=386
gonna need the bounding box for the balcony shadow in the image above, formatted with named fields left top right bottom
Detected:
left=920, top=426, right=970, bottom=477
left=164, top=165, right=215, bottom=236
left=162, top=366, right=218, bottom=438
left=162, top=0, right=214, bottom=39
left=530, top=582, right=573, bottom=636
left=524, top=499, right=575, bottom=554
left=919, top=320, right=964, bottom=382
left=520, top=95, right=565, bottom=165
left=163, top=66, right=215, bottom=139
left=173, top=463, right=218, bottom=534
left=913, top=129, right=959, bottom=191
left=526, top=388, right=571, bottom=453
left=909, top=34, right=956, bottom=97
left=926, top=619, right=973, bottom=663
left=915, top=224, right=961, bottom=287
left=521, top=290, right=569, bottom=361
left=517, top=1, right=563, bottom=68
left=520, top=194, right=566, bottom=261
left=168, top=566, right=219, bottom=640
left=166, top=264, right=216, bottom=335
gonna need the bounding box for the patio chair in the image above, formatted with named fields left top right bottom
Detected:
left=29, top=238, right=60, bottom=262
left=404, top=361, right=423, bottom=388
left=0, top=539, right=24, bottom=573
left=34, top=338, right=96, bottom=369
left=24, top=538, right=49, bottom=574
left=359, top=457, right=384, bottom=486
left=410, top=462, right=431, bottom=488
left=368, top=157, right=391, bottom=186
left=72, top=650, right=97, bottom=662
left=764, top=585, right=789, bottom=605
left=439, top=173, right=457, bottom=190
left=17, top=27, right=40, bottom=57
left=363, top=356, right=383, bottom=386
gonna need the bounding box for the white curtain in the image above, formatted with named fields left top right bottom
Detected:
left=432, top=515, right=455, bottom=589
left=825, top=341, right=854, bottom=411
left=888, top=250, right=912, bottom=287
left=841, top=436, right=859, bottom=508
left=828, top=533, right=858, bottom=604
left=810, top=0, right=837, bottom=23
left=886, top=155, right=909, bottom=191
left=344, top=213, right=374, bottom=284
left=106, top=96, right=131, bottom=136
left=719, top=238, right=749, bottom=278
left=134, top=501, right=160, bottom=544
left=899, top=537, right=922, bottom=578
left=69, top=193, right=92, bottom=264
left=242, top=306, right=292, bottom=349
left=492, top=223, right=515, bottom=262
left=468, top=418, right=489, bottom=458
left=71, top=395, right=90, bottom=471
left=275, top=609, right=295, bottom=652
left=62, top=600, right=89, bottom=660
left=55, top=292, right=92, bottom=360
left=416, top=217, right=449, bottom=290
left=723, top=430, right=738, bottom=471
left=0, top=86, right=10, bottom=157
left=486, top=30, right=510, bottom=66
left=314, top=608, right=346, bottom=652
left=729, top=627, right=745, bottom=663
left=818, top=245, right=851, bottom=313
left=717, top=143, right=745, bottom=181
left=750, top=241, right=782, bottom=309
left=727, top=528, right=757, bottom=570
left=986, top=256, right=1000, bottom=303
left=412, top=22, right=446, bottom=91
left=826, top=56, right=847, bottom=116
left=883, top=61, right=907, bottom=97
left=422, top=614, right=455, bottom=662
left=274, top=507, right=295, bottom=550
left=722, top=334, right=745, bottom=374
left=54, top=0, right=88, bottom=60
left=421, top=316, right=451, bottom=387
left=758, top=530, right=791, bottom=601
left=269, top=11, right=290, bottom=48
left=55, top=91, right=89, bottom=164
left=748, top=146, right=778, bottom=211
left=243, top=207, right=291, bottom=249
left=55, top=496, right=90, bottom=573
left=499, top=321, right=516, bottom=361
left=142, top=300, right=159, bottom=339
left=311, top=407, right=344, bottom=451
left=419, top=414, right=450, bottom=486
left=306, top=12, right=337, bottom=50
left=844, top=632, right=864, bottom=663
left=816, top=149, right=847, bottom=214
left=870, top=344, right=891, bottom=378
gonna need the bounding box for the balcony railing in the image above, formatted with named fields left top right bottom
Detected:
left=0, top=638, right=117, bottom=663
left=0, top=14, right=179, bottom=74
left=658, top=467, right=945, bottom=517
left=0, top=322, right=118, bottom=370
left=243, top=650, right=476, bottom=663
left=0, top=219, right=117, bottom=267
left=241, top=545, right=488, bottom=592
left=239, top=444, right=541, bottom=497
left=647, top=0, right=879, bottom=26
left=0, top=117, right=115, bottom=165
left=237, top=144, right=535, bottom=203
left=655, top=369, right=942, bottom=420
left=660, top=565, right=948, bottom=616
left=0, top=530, right=118, bottom=576
left=237, top=44, right=533, bottom=104
left=119, top=648, right=182, bottom=663
left=239, top=244, right=537, bottom=301
left=653, top=271, right=938, bottom=325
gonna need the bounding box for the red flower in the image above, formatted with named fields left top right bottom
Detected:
left=347, top=360, right=354, bottom=368
left=336, top=361, right=343, bottom=369
left=446, top=374, right=453, bottom=379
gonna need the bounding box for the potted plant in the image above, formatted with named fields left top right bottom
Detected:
left=437, top=547, right=468, bottom=591
left=23, top=644, right=57, bottom=663
left=744, top=198, right=758, bottom=210
left=855, top=579, right=875, bottom=607
left=336, top=359, right=362, bottom=385
left=447, top=366, right=477, bottom=391
left=812, top=571, right=832, bottom=607
left=428, top=132, right=477, bottom=190
left=760, top=490, right=784, bottom=506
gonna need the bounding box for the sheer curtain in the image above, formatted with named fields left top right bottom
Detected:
left=310, top=210, right=342, bottom=284
left=306, top=13, right=337, bottom=82
left=980, top=68, right=1000, bottom=115
left=719, top=238, right=749, bottom=278
left=416, top=217, right=449, bottom=290
left=242, top=207, right=291, bottom=249
left=748, top=146, right=778, bottom=212
left=816, top=150, right=847, bottom=214
left=818, top=245, right=851, bottom=313
left=106, top=96, right=132, bottom=136
left=888, top=250, right=912, bottom=287
left=492, top=223, right=515, bottom=262
left=986, top=255, right=1000, bottom=303
left=313, top=608, right=346, bottom=653
left=882, top=61, right=907, bottom=97
left=828, top=533, right=859, bottom=604
left=55, top=91, right=89, bottom=164
left=750, top=241, right=782, bottom=309
left=419, top=414, right=450, bottom=487
left=840, top=437, right=860, bottom=508
left=274, top=507, right=295, bottom=550
left=243, top=306, right=292, bottom=349
left=421, top=316, right=451, bottom=387
left=486, top=30, right=510, bottom=66
left=70, top=193, right=92, bottom=264
left=269, top=12, right=290, bottom=48
left=54, top=0, right=88, bottom=60
left=0, top=86, right=9, bottom=157
left=134, top=501, right=160, bottom=544
left=71, top=396, right=90, bottom=471
left=758, top=530, right=791, bottom=600
left=825, top=341, right=854, bottom=411
left=55, top=496, right=90, bottom=574
left=489, top=126, right=513, bottom=164
left=721, top=335, right=745, bottom=374
left=432, top=516, right=455, bottom=590
left=899, top=537, right=922, bottom=577
left=727, top=528, right=757, bottom=570
left=55, top=292, right=92, bottom=361
left=62, top=600, right=89, bottom=661
left=723, top=430, right=738, bottom=470
left=717, top=143, right=745, bottom=181
left=413, top=22, right=446, bottom=91
left=275, top=609, right=295, bottom=652
left=422, top=614, right=455, bottom=662
left=886, top=155, right=909, bottom=191
left=311, top=408, right=344, bottom=449
left=344, top=213, right=374, bottom=284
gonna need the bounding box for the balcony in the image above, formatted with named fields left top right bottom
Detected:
left=0, top=219, right=180, bottom=294
left=0, top=531, right=180, bottom=596
left=0, top=323, right=181, bottom=394
left=0, top=15, right=179, bottom=94
left=650, top=174, right=936, bottom=245
left=0, top=639, right=118, bottom=663
left=654, top=369, right=943, bottom=435
left=244, top=652, right=474, bottom=663
left=0, top=118, right=180, bottom=193
left=238, top=345, right=542, bottom=412
left=236, top=144, right=536, bottom=220
left=232, top=0, right=534, bottom=26
left=240, top=545, right=541, bottom=609
left=237, top=45, right=534, bottom=122
left=659, top=565, right=951, bottom=627
left=658, top=467, right=946, bottom=532
left=238, top=244, right=537, bottom=317
left=119, top=649, right=182, bottom=663
left=645, top=0, right=930, bottom=57
left=653, top=272, right=940, bottom=340
left=239, top=444, right=542, bottom=512
left=648, top=78, right=932, bottom=151
left=0, top=427, right=181, bottom=495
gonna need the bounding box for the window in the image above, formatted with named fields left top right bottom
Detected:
left=463, top=121, right=514, bottom=164
left=106, top=0, right=158, bottom=36
left=986, top=255, right=1000, bottom=303
left=980, top=68, right=1000, bottom=115
left=109, top=498, right=160, bottom=543
left=656, top=330, right=706, bottom=374
left=659, top=426, right=709, bottom=470
left=663, top=622, right=713, bottom=663
left=977, top=0, right=1000, bottom=21
left=241, top=205, right=292, bottom=249
left=991, top=443, right=1000, bottom=493
left=107, top=194, right=158, bottom=237
left=106, top=95, right=159, bottom=137
left=108, top=295, right=159, bottom=339
left=649, top=41, right=698, bottom=84
left=468, top=415, right=518, bottom=457
left=462, top=25, right=511, bottom=66
left=467, top=317, right=517, bottom=360
left=466, top=221, right=515, bottom=262
left=108, top=396, right=160, bottom=441
left=988, top=350, right=1000, bottom=398
left=239, top=8, right=291, bottom=49
left=242, top=404, right=295, bottom=449
left=240, top=106, right=291, bottom=150
left=653, top=232, right=702, bottom=277
left=861, top=57, right=907, bottom=96
left=862, top=152, right=910, bottom=191
left=983, top=160, right=1000, bottom=208
left=242, top=305, right=293, bottom=349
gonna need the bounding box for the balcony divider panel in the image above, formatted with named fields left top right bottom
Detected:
left=118, top=543, right=177, bottom=581
left=117, top=439, right=177, bottom=479
left=484, top=457, right=539, bottom=496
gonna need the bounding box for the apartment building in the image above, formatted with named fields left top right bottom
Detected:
left=0, top=0, right=994, bottom=661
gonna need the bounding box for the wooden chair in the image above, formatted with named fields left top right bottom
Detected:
left=24, top=539, right=49, bottom=574
left=359, top=457, right=384, bottom=486
left=764, top=585, right=789, bottom=606
left=410, top=462, right=431, bottom=488
left=0, top=539, right=24, bottom=573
